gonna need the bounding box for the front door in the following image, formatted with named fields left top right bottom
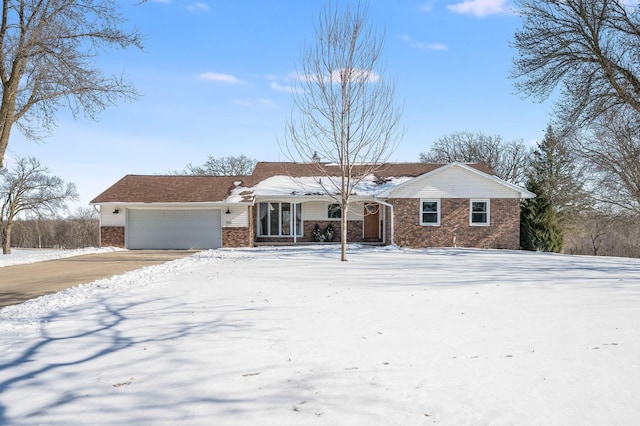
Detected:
left=363, top=203, right=380, bottom=241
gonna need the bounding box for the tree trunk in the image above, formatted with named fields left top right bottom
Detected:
left=341, top=204, right=347, bottom=262
left=2, top=222, right=12, bottom=254
left=0, top=77, right=20, bottom=169
left=0, top=114, right=14, bottom=170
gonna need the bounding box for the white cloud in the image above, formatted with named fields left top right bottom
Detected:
left=419, top=1, right=435, bottom=12
left=332, top=68, right=379, bottom=83
left=187, top=2, right=209, bottom=12
left=232, top=99, right=252, bottom=107
left=298, top=68, right=380, bottom=85
left=270, top=82, right=295, bottom=93
left=198, top=72, right=244, bottom=84
left=447, top=0, right=508, bottom=17
left=258, top=99, right=279, bottom=109
left=400, top=34, right=448, bottom=51
left=425, top=42, right=448, bottom=51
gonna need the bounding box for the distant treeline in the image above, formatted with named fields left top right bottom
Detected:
left=10, top=209, right=98, bottom=249
left=564, top=213, right=640, bottom=259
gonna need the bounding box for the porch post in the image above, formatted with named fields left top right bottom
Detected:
left=293, top=202, right=297, bottom=244
left=374, top=198, right=394, bottom=246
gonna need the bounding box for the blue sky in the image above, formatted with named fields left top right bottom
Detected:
left=6, top=0, right=554, bottom=207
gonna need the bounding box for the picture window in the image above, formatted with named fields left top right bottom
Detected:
left=258, top=202, right=302, bottom=236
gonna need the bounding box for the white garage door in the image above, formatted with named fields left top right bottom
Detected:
left=126, top=209, right=222, bottom=249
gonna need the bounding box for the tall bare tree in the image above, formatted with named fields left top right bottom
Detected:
left=0, top=156, right=77, bottom=254
left=512, top=0, right=640, bottom=130
left=573, top=109, right=640, bottom=214
left=419, top=131, right=530, bottom=184
left=0, top=0, right=143, bottom=168
left=283, top=1, right=402, bottom=261
left=172, top=155, right=256, bottom=176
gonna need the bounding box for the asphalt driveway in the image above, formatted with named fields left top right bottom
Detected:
left=0, top=250, right=198, bottom=308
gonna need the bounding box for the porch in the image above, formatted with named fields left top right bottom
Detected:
left=254, top=200, right=389, bottom=246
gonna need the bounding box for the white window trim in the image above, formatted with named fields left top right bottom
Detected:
left=470, top=199, right=490, bottom=226
left=420, top=199, right=441, bottom=226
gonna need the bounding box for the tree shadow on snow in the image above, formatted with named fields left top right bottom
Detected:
left=0, top=294, right=265, bottom=424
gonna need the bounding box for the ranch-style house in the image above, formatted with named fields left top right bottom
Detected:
left=90, top=162, right=535, bottom=250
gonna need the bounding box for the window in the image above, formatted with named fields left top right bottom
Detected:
left=420, top=199, right=440, bottom=226
left=327, top=203, right=342, bottom=219
left=259, top=202, right=302, bottom=236
left=470, top=200, right=490, bottom=225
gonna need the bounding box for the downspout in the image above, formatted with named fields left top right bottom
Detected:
left=374, top=197, right=394, bottom=246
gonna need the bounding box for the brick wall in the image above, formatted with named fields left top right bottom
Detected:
left=101, top=226, right=124, bottom=248
left=222, top=227, right=252, bottom=247
left=255, top=220, right=365, bottom=244
left=304, top=220, right=365, bottom=242
left=390, top=198, right=520, bottom=249
left=222, top=206, right=254, bottom=248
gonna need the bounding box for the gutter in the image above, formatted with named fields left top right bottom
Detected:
left=374, top=197, right=394, bottom=246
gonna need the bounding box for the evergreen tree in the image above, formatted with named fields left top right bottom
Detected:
left=521, top=178, right=563, bottom=253
left=529, top=126, right=586, bottom=226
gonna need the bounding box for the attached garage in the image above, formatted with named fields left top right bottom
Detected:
left=126, top=209, right=222, bottom=249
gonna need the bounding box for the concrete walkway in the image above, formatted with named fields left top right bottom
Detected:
left=0, top=250, right=197, bottom=308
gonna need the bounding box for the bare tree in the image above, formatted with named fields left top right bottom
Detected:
left=419, top=131, right=530, bottom=184
left=283, top=1, right=402, bottom=261
left=172, top=155, right=256, bottom=176
left=8, top=209, right=98, bottom=249
left=0, top=156, right=77, bottom=254
left=0, top=0, right=143, bottom=168
left=572, top=109, right=640, bottom=214
left=58, top=207, right=99, bottom=248
left=565, top=211, right=640, bottom=257
left=512, top=0, right=640, bottom=130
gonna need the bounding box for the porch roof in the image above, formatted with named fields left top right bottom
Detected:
left=242, top=174, right=414, bottom=200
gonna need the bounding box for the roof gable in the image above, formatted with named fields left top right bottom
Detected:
left=386, top=163, right=535, bottom=199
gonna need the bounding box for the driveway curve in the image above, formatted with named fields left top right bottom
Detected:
left=0, top=250, right=198, bottom=308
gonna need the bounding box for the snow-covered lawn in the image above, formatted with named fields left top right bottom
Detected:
left=0, top=247, right=122, bottom=267
left=0, top=246, right=638, bottom=425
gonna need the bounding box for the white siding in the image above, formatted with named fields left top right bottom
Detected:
left=221, top=205, right=249, bottom=227
left=98, top=203, right=249, bottom=228
left=389, top=166, right=521, bottom=199
left=100, top=205, right=125, bottom=226
left=347, top=201, right=367, bottom=220
left=303, top=201, right=362, bottom=221
left=303, top=201, right=327, bottom=221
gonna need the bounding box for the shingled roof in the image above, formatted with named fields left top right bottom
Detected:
left=90, top=162, right=499, bottom=204
left=89, top=175, right=250, bottom=204
left=251, top=162, right=496, bottom=179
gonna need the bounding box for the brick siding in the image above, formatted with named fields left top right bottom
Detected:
left=100, top=226, right=125, bottom=248
left=222, top=227, right=253, bottom=247
left=390, top=198, right=520, bottom=249
left=255, top=220, right=367, bottom=244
